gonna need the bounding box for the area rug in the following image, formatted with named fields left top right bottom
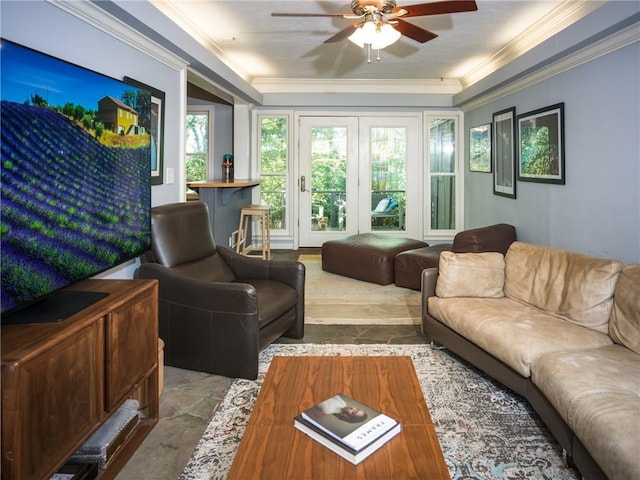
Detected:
left=179, top=344, right=579, bottom=480
left=300, top=254, right=421, bottom=325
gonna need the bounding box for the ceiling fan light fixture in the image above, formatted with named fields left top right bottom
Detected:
left=371, top=22, right=401, bottom=49
left=348, top=20, right=377, bottom=48
left=348, top=19, right=400, bottom=50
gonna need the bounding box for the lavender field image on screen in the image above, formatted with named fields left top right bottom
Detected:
left=1, top=40, right=151, bottom=314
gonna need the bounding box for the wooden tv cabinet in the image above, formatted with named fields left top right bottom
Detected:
left=1, top=279, right=159, bottom=480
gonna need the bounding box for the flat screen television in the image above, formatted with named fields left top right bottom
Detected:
left=1, top=39, right=152, bottom=324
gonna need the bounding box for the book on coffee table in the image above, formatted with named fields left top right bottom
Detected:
left=294, top=393, right=401, bottom=465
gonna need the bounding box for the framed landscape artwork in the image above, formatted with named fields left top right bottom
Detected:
left=124, top=77, right=165, bottom=185
left=469, top=123, right=491, bottom=173
left=517, top=103, right=565, bottom=184
left=492, top=107, right=516, bottom=199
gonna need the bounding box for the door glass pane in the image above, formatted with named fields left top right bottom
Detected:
left=185, top=112, right=208, bottom=182
left=311, top=127, right=347, bottom=231
left=429, top=118, right=456, bottom=230
left=259, top=117, right=288, bottom=230
left=370, top=127, right=406, bottom=231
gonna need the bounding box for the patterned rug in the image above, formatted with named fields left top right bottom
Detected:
left=179, top=344, right=579, bottom=480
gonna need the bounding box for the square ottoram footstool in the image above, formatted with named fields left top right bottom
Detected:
left=394, top=244, right=452, bottom=290
left=321, top=233, right=428, bottom=285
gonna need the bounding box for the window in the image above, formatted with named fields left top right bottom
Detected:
left=185, top=110, right=210, bottom=187
left=257, top=114, right=290, bottom=232
left=425, top=113, right=462, bottom=237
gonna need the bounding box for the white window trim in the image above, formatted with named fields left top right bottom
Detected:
left=423, top=111, right=464, bottom=240
left=186, top=105, right=215, bottom=181
left=252, top=110, right=294, bottom=238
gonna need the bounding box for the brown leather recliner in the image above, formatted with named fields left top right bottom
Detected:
left=135, top=201, right=304, bottom=379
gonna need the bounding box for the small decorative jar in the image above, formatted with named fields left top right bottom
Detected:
left=222, top=154, right=234, bottom=181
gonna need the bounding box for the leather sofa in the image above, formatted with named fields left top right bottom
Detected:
left=422, top=241, right=639, bottom=479
left=394, top=223, right=517, bottom=290
left=135, top=202, right=305, bottom=380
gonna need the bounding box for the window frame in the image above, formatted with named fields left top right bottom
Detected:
left=185, top=106, right=214, bottom=185
left=253, top=110, right=294, bottom=236
left=423, top=111, right=464, bottom=239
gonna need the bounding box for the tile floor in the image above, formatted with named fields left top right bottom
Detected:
left=115, top=250, right=431, bottom=479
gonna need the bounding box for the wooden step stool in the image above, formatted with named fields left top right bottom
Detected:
left=236, top=204, right=271, bottom=260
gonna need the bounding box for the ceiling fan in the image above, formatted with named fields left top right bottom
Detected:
left=271, top=0, right=478, bottom=45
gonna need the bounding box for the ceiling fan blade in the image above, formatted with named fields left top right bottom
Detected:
left=392, top=0, right=477, bottom=18
left=394, top=19, right=438, bottom=43
left=272, top=12, right=347, bottom=18
left=324, top=24, right=361, bottom=43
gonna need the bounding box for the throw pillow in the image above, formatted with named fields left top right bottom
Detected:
left=374, top=198, right=390, bottom=213
left=436, top=251, right=505, bottom=298
left=384, top=198, right=398, bottom=213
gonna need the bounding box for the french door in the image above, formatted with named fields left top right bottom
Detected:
left=298, top=115, right=422, bottom=247
left=298, top=117, right=359, bottom=246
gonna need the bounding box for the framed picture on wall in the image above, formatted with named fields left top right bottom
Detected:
left=492, top=107, right=517, bottom=199
left=124, top=77, right=165, bottom=185
left=469, top=123, right=492, bottom=173
left=517, top=103, right=565, bottom=184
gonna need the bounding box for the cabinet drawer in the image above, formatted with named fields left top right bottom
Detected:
left=1, top=322, right=103, bottom=480
left=105, top=288, right=158, bottom=410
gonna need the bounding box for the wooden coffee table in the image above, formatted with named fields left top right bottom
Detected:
left=227, top=355, right=450, bottom=479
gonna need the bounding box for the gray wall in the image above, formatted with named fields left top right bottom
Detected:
left=463, top=42, right=639, bottom=264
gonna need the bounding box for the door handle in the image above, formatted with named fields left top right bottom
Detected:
left=300, top=175, right=306, bottom=192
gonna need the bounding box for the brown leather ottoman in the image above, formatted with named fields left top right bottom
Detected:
left=321, top=233, right=428, bottom=285
left=394, top=243, right=452, bottom=290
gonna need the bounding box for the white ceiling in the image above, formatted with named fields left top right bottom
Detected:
left=151, top=0, right=604, bottom=92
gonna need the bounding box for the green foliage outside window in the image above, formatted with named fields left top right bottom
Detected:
left=260, top=117, right=288, bottom=229
left=186, top=154, right=206, bottom=182
left=309, top=127, right=347, bottom=230
left=186, top=113, right=208, bottom=182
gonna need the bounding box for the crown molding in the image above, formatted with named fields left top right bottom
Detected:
left=251, top=78, right=462, bottom=95
left=458, top=22, right=640, bottom=111
left=49, top=0, right=187, bottom=71
left=149, top=0, right=254, bottom=83
left=460, top=0, right=604, bottom=89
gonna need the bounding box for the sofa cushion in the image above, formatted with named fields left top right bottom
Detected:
left=435, top=251, right=505, bottom=298
left=531, top=345, right=640, bottom=480
left=504, top=242, right=624, bottom=334
left=427, top=296, right=613, bottom=377
left=610, top=264, right=640, bottom=354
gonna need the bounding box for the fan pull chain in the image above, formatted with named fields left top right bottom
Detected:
left=365, top=45, right=383, bottom=63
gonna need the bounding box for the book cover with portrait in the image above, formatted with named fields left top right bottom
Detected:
left=294, top=393, right=401, bottom=463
